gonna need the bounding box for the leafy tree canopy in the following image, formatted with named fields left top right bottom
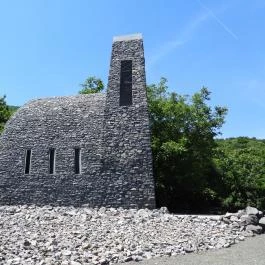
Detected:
left=9, top=105, right=19, bottom=114
left=147, top=78, right=228, bottom=212
left=79, top=76, right=104, bottom=94
left=215, top=137, right=265, bottom=210
left=0, top=95, right=11, bottom=133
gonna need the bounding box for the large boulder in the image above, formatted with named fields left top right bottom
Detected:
left=258, top=217, right=265, bottom=227
left=240, top=214, right=258, bottom=225
left=245, top=206, right=259, bottom=216
left=245, top=225, right=263, bottom=234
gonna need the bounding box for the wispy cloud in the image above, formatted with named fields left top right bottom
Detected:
left=147, top=40, right=185, bottom=69
left=147, top=11, right=211, bottom=69
left=196, top=0, right=238, bottom=40
left=147, top=1, right=238, bottom=69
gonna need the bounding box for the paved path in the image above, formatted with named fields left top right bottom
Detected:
left=123, top=234, right=265, bottom=265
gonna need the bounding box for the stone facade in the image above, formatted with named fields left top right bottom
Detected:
left=0, top=34, right=156, bottom=208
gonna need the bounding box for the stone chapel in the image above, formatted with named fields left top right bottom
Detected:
left=0, top=34, right=156, bottom=209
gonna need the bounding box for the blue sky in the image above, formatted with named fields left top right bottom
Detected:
left=0, top=0, right=265, bottom=138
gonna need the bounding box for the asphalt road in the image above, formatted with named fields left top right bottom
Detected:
left=123, top=234, right=265, bottom=265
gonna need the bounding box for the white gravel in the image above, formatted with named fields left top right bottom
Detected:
left=0, top=205, right=260, bottom=265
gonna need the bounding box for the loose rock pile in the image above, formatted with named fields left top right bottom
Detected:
left=0, top=205, right=263, bottom=265
left=222, top=206, right=265, bottom=235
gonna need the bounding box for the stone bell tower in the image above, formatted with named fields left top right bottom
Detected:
left=101, top=33, right=156, bottom=209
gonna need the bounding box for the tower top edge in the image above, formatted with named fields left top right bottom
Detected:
left=113, top=33, right=143, bottom=42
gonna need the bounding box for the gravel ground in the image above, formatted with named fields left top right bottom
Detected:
left=0, top=205, right=263, bottom=265
left=123, top=234, right=265, bottom=265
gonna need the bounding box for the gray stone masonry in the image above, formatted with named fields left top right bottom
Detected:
left=0, top=34, right=156, bottom=208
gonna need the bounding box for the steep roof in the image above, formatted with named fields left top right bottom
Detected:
left=1, top=93, right=106, bottom=146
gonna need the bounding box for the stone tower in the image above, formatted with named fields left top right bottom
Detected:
left=101, top=34, right=156, bottom=208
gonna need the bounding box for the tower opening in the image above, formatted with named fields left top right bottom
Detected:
left=120, top=60, right=132, bottom=106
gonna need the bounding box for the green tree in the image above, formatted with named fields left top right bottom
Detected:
left=147, top=78, right=228, bottom=212
left=9, top=105, right=19, bottom=115
left=215, top=137, right=265, bottom=211
left=0, top=95, right=11, bottom=133
left=79, top=76, right=104, bottom=94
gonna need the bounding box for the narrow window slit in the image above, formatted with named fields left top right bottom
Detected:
left=74, top=148, right=81, bottom=174
left=49, top=148, right=55, bottom=174
left=120, top=60, right=132, bottom=106
left=24, top=149, right=32, bottom=174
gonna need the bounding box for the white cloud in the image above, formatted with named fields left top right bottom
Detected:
left=196, top=0, right=238, bottom=40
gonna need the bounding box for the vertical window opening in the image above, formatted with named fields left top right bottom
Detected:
left=74, top=148, right=81, bottom=174
left=24, top=149, right=32, bottom=174
left=120, top=60, right=132, bottom=106
left=49, top=148, right=55, bottom=174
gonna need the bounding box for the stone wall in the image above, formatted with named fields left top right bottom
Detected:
left=0, top=94, right=106, bottom=206
left=0, top=34, right=156, bottom=208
